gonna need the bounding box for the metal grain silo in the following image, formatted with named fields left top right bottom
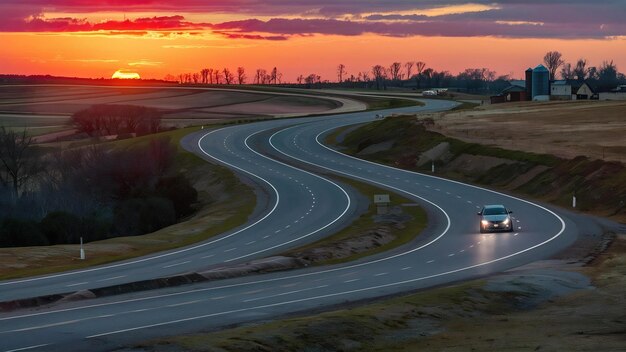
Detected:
left=525, top=68, right=533, bottom=101
left=532, top=64, right=549, bottom=100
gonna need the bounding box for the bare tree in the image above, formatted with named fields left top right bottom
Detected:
left=389, top=62, right=402, bottom=81
left=207, top=68, right=214, bottom=84
left=270, top=67, right=280, bottom=84
left=255, top=69, right=266, bottom=84
left=236, top=67, right=246, bottom=84
left=543, top=51, right=564, bottom=80
left=560, top=63, right=574, bottom=80
left=223, top=68, right=234, bottom=84
left=371, top=65, right=387, bottom=90
left=337, top=64, right=347, bottom=83
left=296, top=74, right=304, bottom=85
left=415, top=61, right=426, bottom=88
left=404, top=62, right=414, bottom=80
left=213, top=69, right=221, bottom=84
left=574, top=59, right=588, bottom=81
left=192, top=73, right=200, bottom=84
left=200, top=68, right=210, bottom=84
left=0, top=127, right=43, bottom=200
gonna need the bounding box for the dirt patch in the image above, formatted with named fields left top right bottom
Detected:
left=291, top=227, right=394, bottom=263
left=433, top=100, right=626, bottom=163
left=443, top=153, right=515, bottom=174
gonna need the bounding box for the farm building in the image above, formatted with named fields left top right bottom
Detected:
left=576, top=82, right=597, bottom=100
left=550, top=80, right=582, bottom=100
left=490, top=84, right=526, bottom=104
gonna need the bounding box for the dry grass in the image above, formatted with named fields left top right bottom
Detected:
left=433, top=100, right=626, bottom=163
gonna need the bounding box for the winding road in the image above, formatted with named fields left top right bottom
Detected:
left=0, top=99, right=580, bottom=352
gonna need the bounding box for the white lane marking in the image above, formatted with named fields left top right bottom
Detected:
left=210, top=296, right=226, bottom=300
left=221, top=131, right=352, bottom=263
left=401, top=267, right=411, bottom=271
left=263, top=235, right=270, bottom=239
left=243, top=289, right=265, bottom=295
left=427, top=260, right=435, bottom=263
left=467, top=200, right=473, bottom=204
left=201, top=254, right=214, bottom=259
left=163, top=261, right=191, bottom=269
left=243, top=285, right=329, bottom=303
left=5, top=344, right=50, bottom=352
left=448, top=253, right=455, bottom=257
left=514, top=233, right=519, bottom=236
left=66, top=282, right=88, bottom=287
left=245, top=241, right=257, bottom=245
left=469, top=245, right=474, bottom=248
left=374, top=272, right=388, bottom=277
left=224, top=248, right=237, bottom=253
left=344, top=279, right=360, bottom=283
left=274, top=230, right=281, bottom=233
left=459, top=249, right=465, bottom=253
left=96, top=275, right=127, bottom=283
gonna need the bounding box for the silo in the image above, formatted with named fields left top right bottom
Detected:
left=525, top=68, right=533, bottom=101
left=532, top=64, right=549, bottom=100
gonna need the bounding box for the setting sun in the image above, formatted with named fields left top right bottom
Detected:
left=111, top=69, right=140, bottom=79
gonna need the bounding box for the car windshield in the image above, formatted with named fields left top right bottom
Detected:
left=483, top=207, right=507, bottom=215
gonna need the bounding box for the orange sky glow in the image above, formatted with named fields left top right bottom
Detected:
left=1, top=2, right=625, bottom=82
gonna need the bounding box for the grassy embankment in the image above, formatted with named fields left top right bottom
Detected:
left=281, top=177, right=427, bottom=266
left=333, top=115, right=626, bottom=221
left=0, top=127, right=256, bottom=280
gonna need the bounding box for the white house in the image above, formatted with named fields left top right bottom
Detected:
left=550, top=80, right=577, bottom=100
left=576, top=82, right=596, bottom=100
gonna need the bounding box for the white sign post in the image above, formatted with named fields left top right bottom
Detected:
left=80, top=237, right=85, bottom=260
left=572, top=196, right=577, bottom=208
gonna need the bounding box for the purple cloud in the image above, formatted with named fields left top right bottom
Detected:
left=0, top=1, right=623, bottom=39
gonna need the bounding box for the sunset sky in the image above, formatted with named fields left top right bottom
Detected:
left=1, top=1, right=625, bottom=81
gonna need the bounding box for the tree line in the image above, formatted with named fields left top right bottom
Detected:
left=543, top=51, right=624, bottom=92
left=170, top=52, right=624, bottom=94
left=174, top=66, right=283, bottom=85
left=0, top=109, right=197, bottom=248
left=70, top=104, right=162, bottom=137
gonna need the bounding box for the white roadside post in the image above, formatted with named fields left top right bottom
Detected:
left=431, top=160, right=435, bottom=173
left=572, top=195, right=577, bottom=208
left=80, top=237, right=85, bottom=260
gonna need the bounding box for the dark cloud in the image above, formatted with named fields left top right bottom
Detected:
left=0, top=1, right=623, bottom=39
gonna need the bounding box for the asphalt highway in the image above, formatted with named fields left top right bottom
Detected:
left=0, top=99, right=581, bottom=352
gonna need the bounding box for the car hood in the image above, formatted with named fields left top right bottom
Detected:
left=483, top=215, right=509, bottom=222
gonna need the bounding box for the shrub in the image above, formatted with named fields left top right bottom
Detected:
left=0, top=218, right=48, bottom=247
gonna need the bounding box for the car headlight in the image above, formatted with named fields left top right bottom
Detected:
left=502, top=218, right=510, bottom=225
left=481, top=220, right=489, bottom=225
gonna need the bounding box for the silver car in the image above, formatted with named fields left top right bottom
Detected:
left=477, top=204, right=514, bottom=233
